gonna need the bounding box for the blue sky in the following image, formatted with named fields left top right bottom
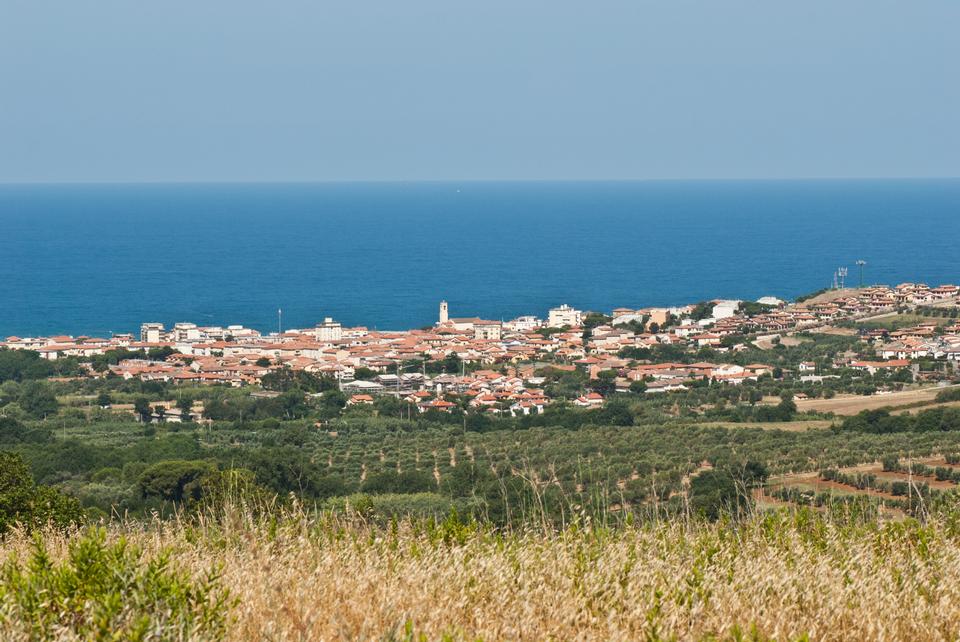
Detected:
left=1, top=1, right=957, bottom=182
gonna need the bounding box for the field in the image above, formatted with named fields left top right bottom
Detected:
left=763, top=454, right=960, bottom=517
left=696, top=419, right=834, bottom=432
left=6, top=504, right=960, bottom=641
left=858, top=313, right=952, bottom=330
left=898, top=400, right=960, bottom=415
left=794, top=385, right=958, bottom=415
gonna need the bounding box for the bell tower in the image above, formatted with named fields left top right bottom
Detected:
left=439, top=300, right=449, bottom=324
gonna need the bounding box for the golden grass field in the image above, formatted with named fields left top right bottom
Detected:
left=6, top=501, right=960, bottom=641
left=794, top=386, right=958, bottom=416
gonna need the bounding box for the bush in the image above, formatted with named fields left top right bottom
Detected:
left=936, top=388, right=960, bottom=403
left=0, top=528, right=232, bottom=640
left=362, top=470, right=435, bottom=495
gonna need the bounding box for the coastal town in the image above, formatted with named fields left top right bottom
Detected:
left=3, top=281, right=960, bottom=419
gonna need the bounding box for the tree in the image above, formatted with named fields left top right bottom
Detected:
left=353, top=367, right=378, bottom=380
left=589, top=370, right=618, bottom=396
left=629, top=380, right=647, bottom=394
left=133, top=397, right=152, bottom=423
left=0, top=416, right=51, bottom=444
left=319, top=390, right=347, bottom=413
left=177, top=395, right=193, bottom=419
left=596, top=400, right=634, bottom=426
left=96, top=391, right=112, bottom=408
left=689, top=470, right=742, bottom=520
left=689, top=302, right=714, bottom=321
left=138, top=460, right=218, bottom=502
left=260, top=367, right=335, bottom=393
left=0, top=349, right=55, bottom=382
left=18, top=381, right=59, bottom=419
left=0, top=451, right=82, bottom=533
left=361, top=470, right=434, bottom=495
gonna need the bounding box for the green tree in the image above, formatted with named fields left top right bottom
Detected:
left=0, top=349, right=55, bottom=382
left=96, top=391, right=112, bottom=408
left=133, top=397, right=152, bottom=423
left=176, top=395, right=193, bottom=419
left=138, top=460, right=218, bottom=502
left=689, top=470, right=740, bottom=520
left=0, top=451, right=82, bottom=533
left=589, top=370, right=618, bottom=396
left=362, top=470, right=435, bottom=495
left=17, top=381, right=59, bottom=419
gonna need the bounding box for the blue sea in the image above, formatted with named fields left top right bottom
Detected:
left=0, top=179, right=957, bottom=338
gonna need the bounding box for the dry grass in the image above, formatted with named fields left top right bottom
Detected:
left=7, top=501, right=960, bottom=641
left=794, top=386, right=954, bottom=416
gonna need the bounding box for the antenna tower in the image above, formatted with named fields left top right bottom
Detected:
left=856, top=259, right=867, bottom=288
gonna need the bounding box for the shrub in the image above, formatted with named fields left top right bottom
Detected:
left=0, top=528, right=232, bottom=640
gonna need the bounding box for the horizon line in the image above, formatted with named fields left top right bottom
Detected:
left=1, top=175, right=959, bottom=188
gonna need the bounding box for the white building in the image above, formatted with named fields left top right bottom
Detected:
left=711, top=300, right=741, bottom=320
left=315, top=317, right=343, bottom=342
left=548, top=304, right=582, bottom=328
left=172, top=323, right=200, bottom=343
left=439, top=300, right=449, bottom=324
left=140, top=323, right=165, bottom=343
left=506, top=315, right=542, bottom=331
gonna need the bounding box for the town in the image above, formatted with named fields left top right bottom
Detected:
left=4, top=281, right=960, bottom=420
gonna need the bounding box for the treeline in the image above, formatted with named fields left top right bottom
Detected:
left=820, top=467, right=933, bottom=498
left=842, top=406, right=960, bottom=433
left=0, top=348, right=82, bottom=381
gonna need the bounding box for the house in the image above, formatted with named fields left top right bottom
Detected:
left=849, top=359, right=912, bottom=375
left=419, top=399, right=457, bottom=413
left=573, top=392, right=604, bottom=408
left=347, top=394, right=374, bottom=406
left=341, top=379, right=384, bottom=395
left=644, top=379, right=689, bottom=394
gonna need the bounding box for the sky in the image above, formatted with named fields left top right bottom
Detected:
left=1, top=1, right=957, bottom=183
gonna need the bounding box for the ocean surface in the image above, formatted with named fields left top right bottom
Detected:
left=0, top=179, right=957, bottom=338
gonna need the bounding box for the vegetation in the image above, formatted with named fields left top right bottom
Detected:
left=0, top=528, right=231, bottom=640
left=2, top=499, right=960, bottom=640
left=3, top=299, right=960, bottom=637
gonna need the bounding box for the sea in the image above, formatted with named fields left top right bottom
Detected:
left=0, top=179, right=957, bottom=338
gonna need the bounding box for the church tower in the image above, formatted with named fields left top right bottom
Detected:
left=439, top=300, right=449, bottom=324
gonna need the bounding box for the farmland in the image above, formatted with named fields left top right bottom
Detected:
left=795, top=385, right=960, bottom=415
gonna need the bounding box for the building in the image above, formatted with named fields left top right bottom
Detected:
left=506, top=315, right=542, bottom=331
left=548, top=304, right=582, bottom=328
left=140, top=323, right=165, bottom=343
left=172, top=322, right=200, bottom=343
left=711, top=300, right=741, bottom=320
left=315, top=317, right=343, bottom=342
left=439, top=300, right=449, bottom=324
left=474, top=320, right=502, bottom=341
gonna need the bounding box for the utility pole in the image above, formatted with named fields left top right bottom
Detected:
left=856, top=260, right=867, bottom=288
